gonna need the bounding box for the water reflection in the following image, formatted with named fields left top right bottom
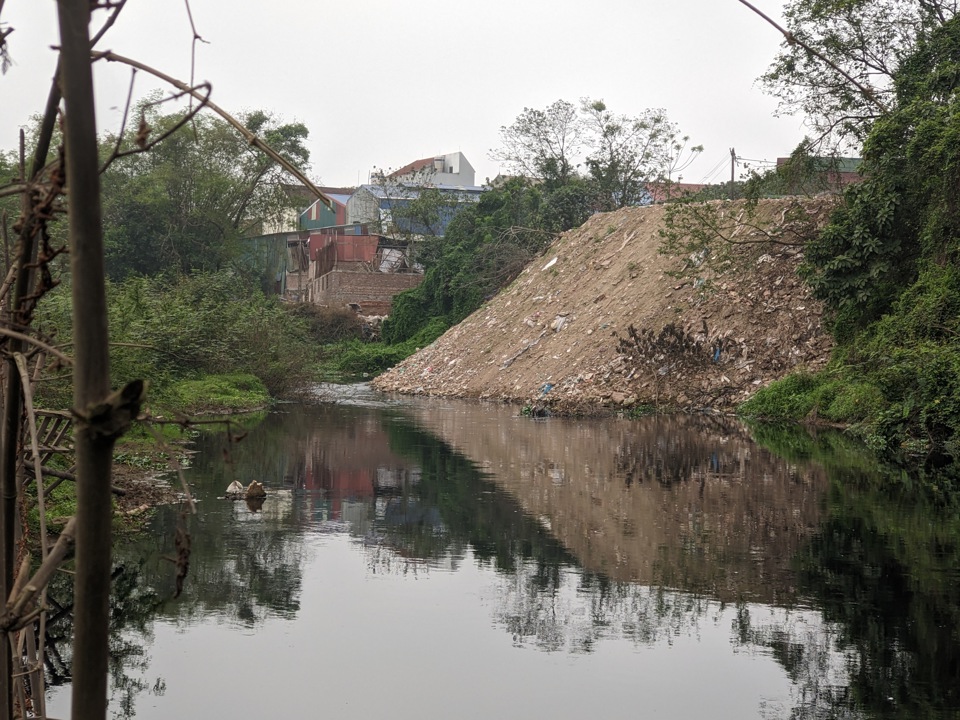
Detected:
left=46, top=396, right=960, bottom=719
left=403, top=402, right=826, bottom=604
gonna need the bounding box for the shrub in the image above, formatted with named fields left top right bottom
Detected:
left=170, top=373, right=270, bottom=415
left=35, top=271, right=321, bottom=410
left=739, top=372, right=821, bottom=421
left=286, top=304, right=363, bottom=343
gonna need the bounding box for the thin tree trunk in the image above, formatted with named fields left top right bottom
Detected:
left=57, top=3, right=115, bottom=720
left=0, top=52, right=64, bottom=720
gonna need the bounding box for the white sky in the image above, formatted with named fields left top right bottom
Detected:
left=1, top=0, right=807, bottom=188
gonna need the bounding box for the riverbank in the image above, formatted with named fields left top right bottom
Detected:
left=106, top=384, right=273, bottom=528
left=372, top=200, right=836, bottom=415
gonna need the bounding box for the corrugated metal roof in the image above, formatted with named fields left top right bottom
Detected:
left=360, top=183, right=485, bottom=200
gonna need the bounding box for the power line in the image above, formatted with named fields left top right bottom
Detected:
left=736, top=156, right=778, bottom=166
left=698, top=155, right=730, bottom=184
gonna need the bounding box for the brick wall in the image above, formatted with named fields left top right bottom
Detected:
left=306, top=265, right=422, bottom=315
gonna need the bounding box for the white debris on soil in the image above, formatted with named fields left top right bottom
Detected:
left=372, top=199, right=836, bottom=415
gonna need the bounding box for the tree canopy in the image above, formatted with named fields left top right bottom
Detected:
left=490, top=98, right=700, bottom=208
left=741, top=6, right=960, bottom=450
left=760, top=0, right=958, bottom=147
left=99, top=98, right=311, bottom=279
left=489, top=99, right=583, bottom=188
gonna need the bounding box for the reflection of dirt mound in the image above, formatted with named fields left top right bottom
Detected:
left=406, top=402, right=826, bottom=604
left=373, top=199, right=835, bottom=413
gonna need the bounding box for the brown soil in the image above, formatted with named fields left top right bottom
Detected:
left=112, top=462, right=180, bottom=517
left=372, top=198, right=837, bottom=414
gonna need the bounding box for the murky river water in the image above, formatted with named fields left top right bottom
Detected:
left=48, top=386, right=960, bottom=719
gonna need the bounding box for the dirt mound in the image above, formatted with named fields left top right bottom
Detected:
left=372, top=198, right=836, bottom=414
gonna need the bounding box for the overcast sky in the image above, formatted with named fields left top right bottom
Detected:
left=1, top=0, right=806, bottom=188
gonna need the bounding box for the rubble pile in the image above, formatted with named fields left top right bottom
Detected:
left=372, top=199, right=836, bottom=414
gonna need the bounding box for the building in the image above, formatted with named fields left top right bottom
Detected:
left=300, top=187, right=355, bottom=230
left=379, top=151, right=476, bottom=187
left=237, top=230, right=307, bottom=296
left=346, top=182, right=485, bottom=238
left=299, top=225, right=423, bottom=314
left=260, top=184, right=337, bottom=235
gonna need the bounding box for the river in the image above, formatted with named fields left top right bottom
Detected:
left=46, top=386, right=960, bottom=719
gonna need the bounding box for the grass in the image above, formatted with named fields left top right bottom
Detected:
left=160, top=372, right=271, bottom=416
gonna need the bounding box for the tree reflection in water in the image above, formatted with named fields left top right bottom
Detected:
left=44, top=564, right=166, bottom=717
left=47, top=402, right=960, bottom=719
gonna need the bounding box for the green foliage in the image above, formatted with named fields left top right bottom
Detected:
left=801, top=172, right=909, bottom=327
left=492, top=98, right=700, bottom=205
left=285, top=304, right=363, bottom=343
left=383, top=179, right=556, bottom=345
left=169, top=373, right=270, bottom=415
left=802, top=16, right=960, bottom=329
left=739, top=372, right=822, bottom=421
left=35, top=272, right=320, bottom=412
left=99, top=96, right=311, bottom=279
left=0, top=149, right=19, bottom=236
left=331, top=318, right=448, bottom=377
left=744, top=263, right=960, bottom=452
left=328, top=340, right=413, bottom=378
left=489, top=99, right=582, bottom=186
left=387, top=186, right=463, bottom=240
left=581, top=99, right=700, bottom=210
left=759, top=0, right=956, bottom=145
left=737, top=14, right=960, bottom=453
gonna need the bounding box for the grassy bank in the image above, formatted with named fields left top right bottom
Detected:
left=317, top=318, right=448, bottom=380
left=739, top=263, right=960, bottom=459
left=35, top=272, right=370, bottom=413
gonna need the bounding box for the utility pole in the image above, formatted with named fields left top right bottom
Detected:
left=729, top=148, right=737, bottom=200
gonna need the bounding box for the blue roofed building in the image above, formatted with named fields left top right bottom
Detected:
left=346, top=182, right=485, bottom=239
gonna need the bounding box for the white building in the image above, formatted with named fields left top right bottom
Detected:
left=378, top=151, right=476, bottom=187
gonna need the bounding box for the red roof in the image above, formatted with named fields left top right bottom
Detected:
left=388, top=157, right=436, bottom=179
left=646, top=182, right=707, bottom=203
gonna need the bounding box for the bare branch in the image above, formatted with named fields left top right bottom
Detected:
left=738, top=0, right=888, bottom=113
left=0, top=184, right=27, bottom=200
left=92, top=50, right=335, bottom=211
left=15, top=353, right=50, bottom=559
left=183, top=0, right=209, bottom=117
left=103, top=68, right=138, bottom=169
left=99, top=82, right=211, bottom=172
left=0, top=517, right=76, bottom=632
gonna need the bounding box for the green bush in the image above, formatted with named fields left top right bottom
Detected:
left=823, top=381, right=886, bottom=423
left=332, top=340, right=413, bottom=377
left=331, top=318, right=448, bottom=377
left=170, top=373, right=270, bottom=415
left=286, top=303, right=363, bottom=343
left=35, top=271, right=321, bottom=411
left=739, top=372, right=821, bottom=421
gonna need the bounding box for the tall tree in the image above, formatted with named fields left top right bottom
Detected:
left=580, top=99, right=698, bottom=210
left=758, top=0, right=958, bottom=147
left=100, top=101, right=312, bottom=278
left=491, top=98, right=699, bottom=211
left=803, top=13, right=960, bottom=327
left=489, top=99, right=582, bottom=188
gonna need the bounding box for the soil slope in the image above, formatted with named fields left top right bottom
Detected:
left=372, top=199, right=836, bottom=414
